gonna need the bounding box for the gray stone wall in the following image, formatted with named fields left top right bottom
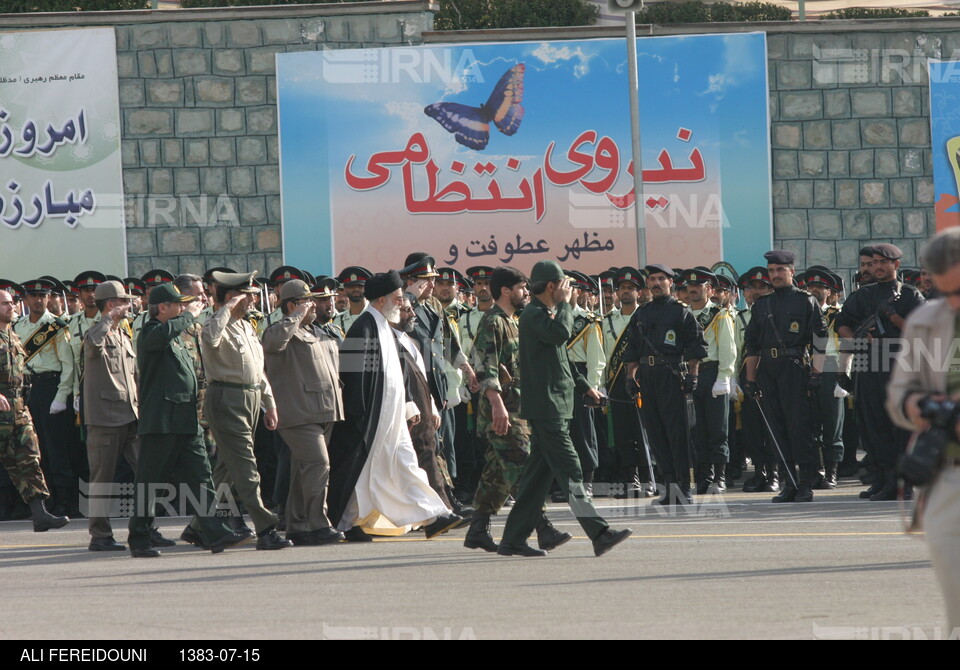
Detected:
left=0, top=2, right=437, bottom=278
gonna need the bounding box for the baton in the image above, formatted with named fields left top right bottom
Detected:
left=752, top=396, right=799, bottom=490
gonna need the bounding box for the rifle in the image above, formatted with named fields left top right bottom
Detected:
left=852, top=285, right=901, bottom=339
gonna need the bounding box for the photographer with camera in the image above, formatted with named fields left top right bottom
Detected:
left=887, top=228, right=960, bottom=631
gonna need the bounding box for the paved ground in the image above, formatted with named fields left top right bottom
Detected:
left=0, top=477, right=947, bottom=640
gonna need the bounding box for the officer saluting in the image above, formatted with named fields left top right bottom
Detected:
left=623, top=264, right=707, bottom=506
left=743, top=250, right=828, bottom=503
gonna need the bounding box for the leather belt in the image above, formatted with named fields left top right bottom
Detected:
left=210, top=381, right=259, bottom=391
left=760, top=348, right=803, bottom=359
left=642, top=355, right=682, bottom=367
left=699, top=360, right=719, bottom=369
left=25, top=371, right=59, bottom=383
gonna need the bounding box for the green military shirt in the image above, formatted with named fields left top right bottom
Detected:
left=518, top=297, right=591, bottom=421
left=137, top=312, right=200, bottom=436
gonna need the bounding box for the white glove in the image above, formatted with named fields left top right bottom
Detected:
left=711, top=379, right=731, bottom=397
left=459, top=385, right=471, bottom=403
left=834, top=384, right=849, bottom=399
left=49, top=400, right=67, bottom=414
left=730, top=380, right=741, bottom=398
left=73, top=396, right=80, bottom=413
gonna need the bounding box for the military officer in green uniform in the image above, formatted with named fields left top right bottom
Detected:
left=131, top=270, right=175, bottom=341
left=128, top=283, right=251, bottom=557
left=497, top=260, right=632, bottom=558
left=0, top=289, right=70, bottom=532
left=464, top=267, right=570, bottom=554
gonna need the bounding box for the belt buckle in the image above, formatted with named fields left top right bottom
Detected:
left=771, top=348, right=778, bottom=359
left=648, top=356, right=656, bottom=367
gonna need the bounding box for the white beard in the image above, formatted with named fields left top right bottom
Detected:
left=383, top=304, right=401, bottom=323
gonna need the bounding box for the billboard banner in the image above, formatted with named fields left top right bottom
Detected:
left=277, top=34, right=772, bottom=276
left=0, top=27, right=126, bottom=280
left=929, top=59, right=960, bottom=232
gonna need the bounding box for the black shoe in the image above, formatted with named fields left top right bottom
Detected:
left=712, top=464, right=727, bottom=492
left=89, top=536, right=126, bottom=552
left=772, top=484, right=797, bottom=503
left=593, top=528, right=633, bottom=557
left=823, top=462, right=839, bottom=489
left=497, top=541, right=546, bottom=557
left=227, top=515, right=255, bottom=536
left=180, top=526, right=210, bottom=550
left=536, top=516, right=572, bottom=552
left=210, top=530, right=254, bottom=554
left=742, top=472, right=764, bottom=493
left=550, top=490, right=568, bottom=503
left=257, top=528, right=293, bottom=550
left=464, top=513, right=498, bottom=552
left=286, top=531, right=319, bottom=546
left=150, top=527, right=176, bottom=548
left=344, top=526, right=373, bottom=542
left=315, top=527, right=345, bottom=544
left=29, top=497, right=69, bottom=532
left=130, top=546, right=161, bottom=558
left=424, top=514, right=462, bottom=539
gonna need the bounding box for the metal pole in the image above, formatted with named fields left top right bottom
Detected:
left=798, top=0, right=806, bottom=21
left=626, top=12, right=647, bottom=268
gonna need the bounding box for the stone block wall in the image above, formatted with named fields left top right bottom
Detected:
left=0, top=2, right=436, bottom=277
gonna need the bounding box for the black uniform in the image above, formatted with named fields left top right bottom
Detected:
left=743, top=286, right=827, bottom=478
left=623, top=296, right=707, bottom=499
left=835, top=280, right=924, bottom=470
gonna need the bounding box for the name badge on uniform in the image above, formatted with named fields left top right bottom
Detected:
left=664, top=329, right=676, bottom=345
left=789, top=321, right=800, bottom=334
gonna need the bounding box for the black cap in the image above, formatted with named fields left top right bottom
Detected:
left=615, top=267, right=645, bottom=288
left=598, top=270, right=616, bottom=289
left=124, top=277, right=146, bottom=296
left=142, top=269, right=175, bottom=287
left=364, top=270, right=403, bottom=300
left=798, top=270, right=831, bottom=288
left=311, top=277, right=339, bottom=298
left=22, top=279, right=56, bottom=294
left=400, top=253, right=439, bottom=279
left=269, top=266, right=306, bottom=285
left=716, top=275, right=736, bottom=292
left=436, top=267, right=459, bottom=283
left=337, top=266, right=373, bottom=286
left=764, top=250, right=795, bottom=266
left=465, top=266, right=494, bottom=281
left=739, top=266, right=771, bottom=288
left=40, top=276, right=69, bottom=294
left=872, top=243, right=903, bottom=260
left=0, top=279, right=24, bottom=300
left=681, top=268, right=719, bottom=288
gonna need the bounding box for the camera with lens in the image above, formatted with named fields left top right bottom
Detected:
left=899, top=396, right=960, bottom=487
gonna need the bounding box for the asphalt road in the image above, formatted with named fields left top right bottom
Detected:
left=0, top=479, right=947, bottom=640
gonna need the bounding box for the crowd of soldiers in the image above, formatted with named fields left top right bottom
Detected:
left=0, top=241, right=932, bottom=556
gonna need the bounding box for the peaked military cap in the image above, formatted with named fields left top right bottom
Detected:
left=465, top=266, right=494, bottom=281
left=74, top=270, right=108, bottom=289
left=269, top=266, right=306, bottom=285
left=124, top=278, right=146, bottom=296
left=0, top=279, right=24, bottom=300
left=614, top=267, right=645, bottom=288
left=204, top=267, right=237, bottom=284
left=337, top=266, right=373, bottom=286
left=39, top=276, right=69, bottom=294
left=311, top=276, right=339, bottom=299
left=23, top=278, right=56, bottom=294
left=682, top=268, right=719, bottom=288
left=401, top=253, right=439, bottom=279
left=211, top=270, right=260, bottom=294
left=142, top=269, right=175, bottom=287
left=739, top=266, right=771, bottom=288
left=436, top=267, right=459, bottom=283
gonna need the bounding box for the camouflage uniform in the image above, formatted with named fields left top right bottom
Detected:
left=470, top=305, right=531, bottom=516
left=0, top=328, right=50, bottom=502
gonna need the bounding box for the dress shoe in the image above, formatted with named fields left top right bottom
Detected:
left=449, top=497, right=474, bottom=526
left=772, top=483, right=797, bottom=503
left=29, top=497, right=68, bottom=532
left=286, top=531, right=318, bottom=546
left=227, top=515, right=255, bottom=536
left=823, top=462, right=839, bottom=489
left=130, top=546, right=161, bottom=558
left=344, top=526, right=373, bottom=542
left=742, top=470, right=765, bottom=493
left=180, top=526, right=210, bottom=550
left=464, top=513, right=498, bottom=552
left=592, top=528, right=633, bottom=557
left=424, top=513, right=462, bottom=539
left=150, top=527, right=176, bottom=548
left=256, top=528, right=293, bottom=550
left=89, top=536, right=126, bottom=552
left=536, top=515, right=572, bottom=552
left=497, top=541, right=546, bottom=557
left=210, top=530, right=254, bottom=554
left=315, top=527, right=345, bottom=544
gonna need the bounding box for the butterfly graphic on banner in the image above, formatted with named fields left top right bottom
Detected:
left=423, top=64, right=525, bottom=151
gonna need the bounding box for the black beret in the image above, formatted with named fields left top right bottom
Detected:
left=364, top=270, right=403, bottom=300
left=764, top=250, right=796, bottom=265
left=872, top=243, right=903, bottom=260
left=859, top=246, right=877, bottom=258
left=644, top=264, right=674, bottom=279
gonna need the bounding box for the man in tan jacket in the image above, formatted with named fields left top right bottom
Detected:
left=263, top=280, right=345, bottom=545
left=887, top=228, right=960, bottom=631
left=83, top=281, right=173, bottom=551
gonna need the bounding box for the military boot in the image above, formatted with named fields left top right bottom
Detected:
left=810, top=465, right=827, bottom=490
left=759, top=463, right=781, bottom=492
left=536, top=514, right=572, bottom=551
left=794, top=466, right=815, bottom=503
left=30, top=497, right=69, bottom=532
left=823, top=462, right=839, bottom=489
left=712, top=464, right=727, bottom=492
left=772, top=467, right=798, bottom=503
left=870, top=467, right=899, bottom=501
left=695, top=464, right=714, bottom=495
left=860, top=468, right=885, bottom=499
left=742, top=464, right=766, bottom=493
left=463, top=513, right=498, bottom=552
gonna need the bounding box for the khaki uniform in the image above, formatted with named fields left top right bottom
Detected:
left=197, top=304, right=278, bottom=534
left=263, top=314, right=344, bottom=534
left=68, top=312, right=100, bottom=399
left=82, top=317, right=139, bottom=539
